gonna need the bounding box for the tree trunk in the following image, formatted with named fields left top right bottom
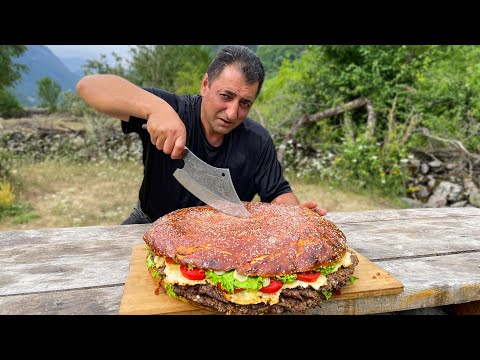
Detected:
left=343, top=111, right=355, bottom=143
left=365, top=99, right=377, bottom=140
left=277, top=97, right=374, bottom=163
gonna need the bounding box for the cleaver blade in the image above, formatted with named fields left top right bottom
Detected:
left=173, top=146, right=250, bottom=218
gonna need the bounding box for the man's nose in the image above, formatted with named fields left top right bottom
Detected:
left=225, top=101, right=239, bottom=120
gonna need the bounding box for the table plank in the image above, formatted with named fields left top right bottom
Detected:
left=0, top=286, right=124, bottom=315
left=0, top=225, right=146, bottom=296
left=326, top=207, right=480, bottom=223
left=337, top=217, right=480, bottom=260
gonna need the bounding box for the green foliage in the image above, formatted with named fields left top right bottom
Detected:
left=129, top=45, right=213, bottom=92
left=0, top=177, right=15, bottom=209
left=37, top=77, right=62, bottom=112
left=58, top=90, right=97, bottom=116
left=256, top=45, right=306, bottom=77
left=413, top=45, right=480, bottom=152
left=0, top=175, right=36, bottom=226
left=82, top=51, right=134, bottom=81
left=0, top=88, right=24, bottom=118
left=0, top=45, right=27, bottom=116
left=0, top=149, right=12, bottom=179
left=0, top=202, right=38, bottom=223
left=255, top=59, right=304, bottom=133
left=0, top=45, right=28, bottom=89
left=257, top=45, right=453, bottom=195
left=329, top=136, right=409, bottom=196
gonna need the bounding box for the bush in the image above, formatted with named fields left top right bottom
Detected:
left=0, top=177, right=15, bottom=209
left=0, top=89, right=24, bottom=118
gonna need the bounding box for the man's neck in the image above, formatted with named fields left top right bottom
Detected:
left=200, top=116, right=224, bottom=147
left=206, top=133, right=224, bottom=147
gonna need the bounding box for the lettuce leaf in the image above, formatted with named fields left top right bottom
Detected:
left=206, top=270, right=264, bottom=294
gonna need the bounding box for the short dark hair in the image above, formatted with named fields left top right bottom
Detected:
left=207, top=45, right=265, bottom=98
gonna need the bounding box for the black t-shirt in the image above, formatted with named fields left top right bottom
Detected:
left=122, top=87, right=293, bottom=221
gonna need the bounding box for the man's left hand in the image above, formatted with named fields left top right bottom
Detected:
left=299, top=201, right=328, bottom=216
left=272, top=194, right=328, bottom=216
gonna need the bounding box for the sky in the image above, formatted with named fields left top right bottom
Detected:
left=46, top=45, right=133, bottom=60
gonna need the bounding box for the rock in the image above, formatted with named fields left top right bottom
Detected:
left=428, top=159, right=444, bottom=170
left=425, top=181, right=462, bottom=207
left=400, top=197, right=424, bottom=208
left=463, top=178, right=479, bottom=196
left=420, top=162, right=429, bottom=174
left=469, top=192, right=480, bottom=208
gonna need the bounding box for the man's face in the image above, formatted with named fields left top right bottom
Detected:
left=200, top=65, right=258, bottom=139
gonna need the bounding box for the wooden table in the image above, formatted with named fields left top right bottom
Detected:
left=0, top=207, right=479, bottom=315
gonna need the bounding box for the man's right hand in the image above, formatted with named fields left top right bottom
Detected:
left=144, top=108, right=187, bottom=159
left=76, top=74, right=187, bottom=160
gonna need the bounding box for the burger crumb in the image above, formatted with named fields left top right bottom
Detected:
left=376, top=272, right=381, bottom=276
left=154, top=286, right=160, bottom=295
left=372, top=276, right=377, bottom=279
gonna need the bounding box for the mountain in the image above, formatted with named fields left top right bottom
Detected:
left=11, top=45, right=82, bottom=106
left=60, top=56, right=88, bottom=77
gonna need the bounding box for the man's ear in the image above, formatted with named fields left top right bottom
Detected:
left=200, top=73, right=209, bottom=95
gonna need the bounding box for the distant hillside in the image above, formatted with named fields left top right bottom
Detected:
left=11, top=45, right=81, bottom=106
left=60, top=56, right=87, bottom=77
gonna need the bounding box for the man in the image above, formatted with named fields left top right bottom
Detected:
left=76, top=45, right=326, bottom=224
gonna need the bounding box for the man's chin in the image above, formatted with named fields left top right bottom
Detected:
left=214, top=123, right=236, bottom=134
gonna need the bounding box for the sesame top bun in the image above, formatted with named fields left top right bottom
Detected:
left=143, top=202, right=348, bottom=277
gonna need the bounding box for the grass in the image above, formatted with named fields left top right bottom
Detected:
left=0, top=159, right=142, bottom=230
left=0, top=159, right=408, bottom=231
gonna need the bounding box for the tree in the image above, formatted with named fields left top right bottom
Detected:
left=0, top=45, right=27, bottom=118
left=37, top=77, right=61, bottom=112
left=256, top=45, right=306, bottom=77
left=129, top=45, right=213, bottom=92
left=82, top=51, right=133, bottom=80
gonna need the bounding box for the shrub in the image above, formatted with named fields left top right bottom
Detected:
left=0, top=89, right=24, bottom=118
left=0, top=178, right=15, bottom=209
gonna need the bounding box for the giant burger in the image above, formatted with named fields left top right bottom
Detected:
left=143, top=202, right=358, bottom=315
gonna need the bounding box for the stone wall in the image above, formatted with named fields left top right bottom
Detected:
left=402, top=157, right=480, bottom=208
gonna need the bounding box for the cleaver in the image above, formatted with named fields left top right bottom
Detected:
left=141, top=125, right=249, bottom=218
left=173, top=146, right=250, bottom=218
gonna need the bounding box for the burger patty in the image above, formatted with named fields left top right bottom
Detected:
left=161, top=252, right=359, bottom=315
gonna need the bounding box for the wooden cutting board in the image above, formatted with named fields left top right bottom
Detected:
left=119, top=244, right=403, bottom=315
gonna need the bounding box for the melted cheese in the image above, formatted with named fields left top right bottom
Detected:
left=158, top=251, right=354, bottom=305
left=331, top=251, right=353, bottom=272
left=153, top=256, right=165, bottom=268
left=163, top=262, right=207, bottom=286
left=282, top=274, right=327, bottom=290
left=222, top=289, right=280, bottom=305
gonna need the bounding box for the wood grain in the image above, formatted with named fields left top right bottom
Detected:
left=326, top=208, right=480, bottom=262
left=118, top=244, right=404, bottom=315
left=0, top=224, right=147, bottom=296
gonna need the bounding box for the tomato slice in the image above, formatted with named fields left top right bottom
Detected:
left=216, top=283, right=245, bottom=293
left=259, top=278, right=283, bottom=293
left=296, top=271, right=321, bottom=282
left=165, top=257, right=178, bottom=264
left=179, top=264, right=206, bottom=280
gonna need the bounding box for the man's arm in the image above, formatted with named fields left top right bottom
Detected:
left=271, top=192, right=328, bottom=216
left=76, top=74, right=186, bottom=158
